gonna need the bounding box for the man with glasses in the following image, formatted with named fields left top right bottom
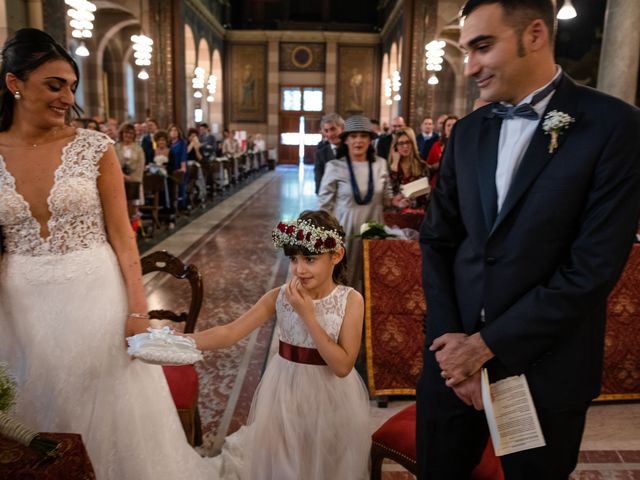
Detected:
left=376, top=115, right=406, bottom=161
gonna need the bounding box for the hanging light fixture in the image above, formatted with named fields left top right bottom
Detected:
left=192, top=67, right=205, bottom=99
left=206, top=74, right=217, bottom=103
left=557, top=0, right=577, bottom=20
left=65, top=0, right=96, bottom=56
left=391, top=70, right=401, bottom=101
left=131, top=34, right=153, bottom=81
left=131, top=0, right=153, bottom=80
left=75, top=42, right=89, bottom=57
left=384, top=77, right=393, bottom=106
left=425, top=40, right=446, bottom=85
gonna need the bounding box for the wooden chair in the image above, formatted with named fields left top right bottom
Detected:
left=140, top=175, right=166, bottom=236
left=141, top=250, right=203, bottom=446
left=370, top=403, right=504, bottom=480
left=170, top=170, right=186, bottom=218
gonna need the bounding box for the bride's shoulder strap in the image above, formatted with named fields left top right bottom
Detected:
left=65, top=128, right=115, bottom=179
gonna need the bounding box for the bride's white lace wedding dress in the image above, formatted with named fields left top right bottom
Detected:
left=0, top=129, right=214, bottom=479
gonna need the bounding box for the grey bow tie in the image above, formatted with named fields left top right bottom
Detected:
left=491, top=103, right=539, bottom=120
left=490, top=73, right=562, bottom=121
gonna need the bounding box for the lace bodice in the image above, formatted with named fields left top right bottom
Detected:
left=0, top=128, right=113, bottom=256
left=276, top=284, right=352, bottom=348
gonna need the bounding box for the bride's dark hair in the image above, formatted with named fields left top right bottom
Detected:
left=0, top=28, right=81, bottom=132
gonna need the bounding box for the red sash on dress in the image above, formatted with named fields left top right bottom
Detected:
left=279, top=340, right=327, bottom=365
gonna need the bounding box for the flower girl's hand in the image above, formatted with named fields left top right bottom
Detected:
left=285, top=278, right=315, bottom=323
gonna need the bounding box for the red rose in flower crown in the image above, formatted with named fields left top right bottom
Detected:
left=277, top=222, right=286, bottom=233
left=324, top=238, right=336, bottom=249
left=286, top=225, right=296, bottom=235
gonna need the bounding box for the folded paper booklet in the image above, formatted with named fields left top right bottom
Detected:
left=400, top=177, right=431, bottom=199
left=481, top=368, right=546, bottom=456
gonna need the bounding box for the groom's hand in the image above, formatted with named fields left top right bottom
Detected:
left=430, top=332, right=494, bottom=386
left=452, top=371, right=483, bottom=410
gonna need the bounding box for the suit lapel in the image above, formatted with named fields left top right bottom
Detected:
left=477, top=114, right=502, bottom=232
left=490, top=74, right=582, bottom=235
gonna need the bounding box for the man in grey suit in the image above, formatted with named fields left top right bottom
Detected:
left=416, top=1, right=640, bottom=479
left=314, top=113, right=344, bottom=194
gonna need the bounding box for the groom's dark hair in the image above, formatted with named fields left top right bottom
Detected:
left=461, top=0, right=557, bottom=48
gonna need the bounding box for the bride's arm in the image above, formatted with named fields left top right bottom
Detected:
left=97, top=145, right=149, bottom=337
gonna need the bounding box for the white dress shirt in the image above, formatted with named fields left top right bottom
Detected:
left=495, top=68, right=562, bottom=212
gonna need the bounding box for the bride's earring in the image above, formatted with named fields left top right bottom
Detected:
left=14, top=91, right=21, bottom=100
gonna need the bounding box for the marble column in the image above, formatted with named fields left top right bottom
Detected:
left=597, top=0, right=640, bottom=105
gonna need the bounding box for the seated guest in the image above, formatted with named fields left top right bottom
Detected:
left=114, top=123, right=145, bottom=221
left=253, top=133, right=266, bottom=152
left=389, top=127, right=429, bottom=209
left=197, top=122, right=216, bottom=160
left=426, top=115, right=458, bottom=187
left=85, top=119, right=99, bottom=131
left=222, top=129, right=241, bottom=156
left=150, top=130, right=172, bottom=171
left=141, top=118, right=158, bottom=164
left=187, top=127, right=203, bottom=162
left=416, top=117, right=439, bottom=160
left=376, top=115, right=405, bottom=161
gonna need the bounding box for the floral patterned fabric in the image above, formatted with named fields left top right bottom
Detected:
left=599, top=244, right=640, bottom=400
left=364, top=239, right=425, bottom=396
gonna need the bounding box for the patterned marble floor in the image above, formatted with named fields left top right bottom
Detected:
left=143, top=165, right=640, bottom=478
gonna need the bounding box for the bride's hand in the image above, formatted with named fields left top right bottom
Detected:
left=125, top=315, right=150, bottom=338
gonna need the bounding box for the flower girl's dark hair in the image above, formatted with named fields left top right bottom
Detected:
left=0, top=28, right=81, bottom=132
left=282, top=210, right=348, bottom=285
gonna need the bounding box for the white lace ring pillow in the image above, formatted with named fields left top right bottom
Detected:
left=127, top=327, right=203, bottom=365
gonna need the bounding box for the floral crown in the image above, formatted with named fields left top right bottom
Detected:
left=272, top=219, right=344, bottom=254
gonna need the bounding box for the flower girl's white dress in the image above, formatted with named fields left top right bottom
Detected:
left=0, top=129, right=214, bottom=479
left=212, top=284, right=371, bottom=480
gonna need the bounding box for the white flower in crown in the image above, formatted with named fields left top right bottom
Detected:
left=542, top=110, right=575, bottom=153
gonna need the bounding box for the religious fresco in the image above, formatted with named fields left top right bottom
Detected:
left=228, top=43, right=267, bottom=122
left=337, top=45, right=379, bottom=119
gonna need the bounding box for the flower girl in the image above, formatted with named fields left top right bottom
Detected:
left=192, top=210, right=370, bottom=479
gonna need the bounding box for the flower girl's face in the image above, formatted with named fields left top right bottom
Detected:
left=288, top=252, right=339, bottom=292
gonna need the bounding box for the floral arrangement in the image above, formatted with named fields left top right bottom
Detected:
left=0, top=363, right=61, bottom=459
left=0, top=363, right=16, bottom=412
left=355, top=221, right=396, bottom=239
left=272, top=219, right=344, bottom=253
left=542, top=110, right=575, bottom=153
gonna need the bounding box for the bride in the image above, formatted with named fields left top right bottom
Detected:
left=0, top=28, right=214, bottom=479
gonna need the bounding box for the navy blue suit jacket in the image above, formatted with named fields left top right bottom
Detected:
left=416, top=132, right=440, bottom=160
left=419, top=74, right=640, bottom=408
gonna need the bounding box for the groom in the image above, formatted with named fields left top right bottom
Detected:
left=417, top=0, right=640, bottom=479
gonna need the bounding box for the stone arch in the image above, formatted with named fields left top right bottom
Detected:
left=380, top=52, right=391, bottom=125
left=210, top=48, right=223, bottom=135
left=184, top=24, right=197, bottom=129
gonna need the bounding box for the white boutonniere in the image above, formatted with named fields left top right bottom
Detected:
left=542, top=110, right=575, bottom=153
